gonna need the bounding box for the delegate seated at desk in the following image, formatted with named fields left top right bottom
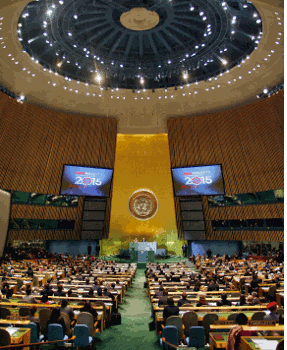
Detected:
left=177, top=292, right=191, bottom=307
left=226, top=313, right=257, bottom=350
left=163, top=297, right=179, bottom=322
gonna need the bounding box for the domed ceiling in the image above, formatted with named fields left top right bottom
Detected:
left=0, top=0, right=284, bottom=133
left=18, top=0, right=262, bottom=89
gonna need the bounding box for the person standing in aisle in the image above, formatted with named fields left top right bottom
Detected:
left=87, top=244, right=92, bottom=256
left=96, top=245, right=100, bottom=257
left=182, top=244, right=187, bottom=257
left=206, top=248, right=212, bottom=259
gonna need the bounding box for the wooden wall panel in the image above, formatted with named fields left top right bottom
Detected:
left=167, top=91, right=284, bottom=242
left=0, top=92, right=118, bottom=241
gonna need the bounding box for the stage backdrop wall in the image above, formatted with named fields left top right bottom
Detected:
left=47, top=240, right=99, bottom=257
left=190, top=240, right=240, bottom=257
left=101, top=134, right=185, bottom=256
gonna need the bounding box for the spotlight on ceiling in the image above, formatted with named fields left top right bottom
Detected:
left=222, top=59, right=228, bottom=65
left=95, top=74, right=102, bottom=83
left=263, top=88, right=268, bottom=94
left=140, top=77, right=144, bottom=85
left=183, top=72, right=189, bottom=80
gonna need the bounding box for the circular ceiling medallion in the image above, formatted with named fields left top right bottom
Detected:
left=128, top=189, right=158, bottom=221
left=120, top=8, right=160, bottom=31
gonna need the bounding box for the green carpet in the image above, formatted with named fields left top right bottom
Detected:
left=95, top=269, right=161, bottom=350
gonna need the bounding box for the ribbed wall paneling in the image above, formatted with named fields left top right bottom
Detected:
left=167, top=91, right=284, bottom=242
left=0, top=92, right=118, bottom=241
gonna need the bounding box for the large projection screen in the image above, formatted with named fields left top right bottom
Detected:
left=0, top=190, right=11, bottom=260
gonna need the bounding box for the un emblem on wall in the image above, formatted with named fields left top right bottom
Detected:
left=128, top=189, right=158, bottom=221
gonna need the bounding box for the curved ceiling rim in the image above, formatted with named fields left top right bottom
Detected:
left=0, top=0, right=283, bottom=134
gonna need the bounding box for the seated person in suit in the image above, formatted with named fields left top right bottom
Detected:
left=27, top=306, right=40, bottom=338
left=26, top=266, right=34, bottom=278
left=177, top=292, right=191, bottom=307
left=163, top=297, right=180, bottom=322
left=67, top=289, right=73, bottom=297
left=207, top=279, right=216, bottom=291
left=216, top=293, right=232, bottom=306
left=54, top=284, right=66, bottom=297
left=83, top=288, right=94, bottom=298
left=170, top=272, right=181, bottom=282
left=196, top=293, right=207, bottom=307
left=22, top=287, right=38, bottom=304
left=80, top=301, right=98, bottom=320
left=27, top=306, right=40, bottom=324
left=60, top=300, right=75, bottom=321
left=158, top=289, right=169, bottom=306
left=40, top=294, right=51, bottom=304
left=47, top=307, right=67, bottom=335
left=40, top=283, right=54, bottom=296
left=250, top=273, right=261, bottom=291
left=226, top=313, right=257, bottom=350
left=155, top=286, right=164, bottom=297
left=239, top=294, right=246, bottom=306
left=97, top=288, right=104, bottom=297
left=193, top=281, right=201, bottom=292
left=103, top=287, right=115, bottom=300
left=110, top=282, right=117, bottom=290
left=91, top=280, right=101, bottom=291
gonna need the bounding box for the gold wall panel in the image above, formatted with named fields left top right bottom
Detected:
left=167, top=91, right=284, bottom=242
left=101, top=134, right=185, bottom=255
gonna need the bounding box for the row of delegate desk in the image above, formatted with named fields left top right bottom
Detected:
left=0, top=261, right=137, bottom=346
left=146, top=261, right=284, bottom=348
left=194, top=260, right=284, bottom=308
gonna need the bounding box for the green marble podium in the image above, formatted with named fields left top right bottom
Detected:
left=129, top=242, right=156, bottom=262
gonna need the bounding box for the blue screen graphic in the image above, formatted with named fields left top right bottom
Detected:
left=60, top=165, right=113, bottom=197
left=172, top=165, right=224, bottom=196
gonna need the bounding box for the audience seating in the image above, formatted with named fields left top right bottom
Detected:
left=202, top=313, right=219, bottom=342
left=165, top=316, right=185, bottom=343
left=24, top=322, right=45, bottom=343
left=251, top=311, right=266, bottom=321
left=39, top=309, right=52, bottom=335
left=186, top=326, right=205, bottom=348
left=0, top=308, right=11, bottom=319
left=0, top=329, right=11, bottom=346
left=182, top=311, right=198, bottom=336
left=77, top=312, right=98, bottom=337
left=73, top=324, right=93, bottom=347
left=47, top=323, right=69, bottom=346
left=160, top=325, right=179, bottom=349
